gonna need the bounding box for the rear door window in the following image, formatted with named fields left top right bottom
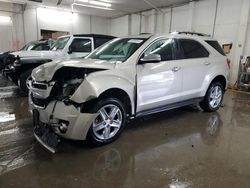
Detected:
left=179, top=39, right=209, bottom=59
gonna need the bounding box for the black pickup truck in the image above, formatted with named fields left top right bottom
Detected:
left=0, top=39, right=54, bottom=70
left=3, top=34, right=115, bottom=94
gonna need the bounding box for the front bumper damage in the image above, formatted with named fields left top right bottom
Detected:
left=33, top=109, right=59, bottom=153
left=0, top=52, right=16, bottom=71
left=29, top=66, right=107, bottom=153
left=2, top=65, right=18, bottom=84
left=30, top=94, right=98, bottom=153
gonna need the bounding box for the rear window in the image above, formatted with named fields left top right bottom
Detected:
left=206, top=40, right=226, bottom=56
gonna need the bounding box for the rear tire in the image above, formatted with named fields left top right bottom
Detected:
left=200, top=82, right=224, bottom=112
left=19, top=69, right=32, bottom=95
left=87, top=98, right=126, bottom=146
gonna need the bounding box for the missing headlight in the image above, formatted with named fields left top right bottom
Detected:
left=50, top=67, right=105, bottom=101
left=62, top=78, right=84, bottom=97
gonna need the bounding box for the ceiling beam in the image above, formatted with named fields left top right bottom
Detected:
left=143, top=0, right=163, bottom=13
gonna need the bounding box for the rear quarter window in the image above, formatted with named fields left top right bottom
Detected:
left=206, top=40, right=226, bottom=56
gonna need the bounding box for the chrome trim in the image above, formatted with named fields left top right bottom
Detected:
left=33, top=104, right=46, bottom=110
left=27, top=79, right=32, bottom=90
left=29, top=80, right=55, bottom=99
left=30, top=95, right=46, bottom=109
left=32, top=81, right=48, bottom=89
left=34, top=133, right=56, bottom=153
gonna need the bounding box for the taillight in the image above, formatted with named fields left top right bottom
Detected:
left=226, top=58, right=231, bottom=69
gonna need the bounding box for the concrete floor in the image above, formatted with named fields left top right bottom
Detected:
left=0, top=74, right=250, bottom=188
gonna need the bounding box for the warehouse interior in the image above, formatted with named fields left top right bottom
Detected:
left=1, top=0, right=250, bottom=84
left=0, top=0, right=250, bottom=187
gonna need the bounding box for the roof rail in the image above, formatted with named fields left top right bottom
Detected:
left=140, top=32, right=152, bottom=35
left=171, top=31, right=211, bottom=37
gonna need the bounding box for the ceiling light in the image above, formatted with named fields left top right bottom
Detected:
left=89, top=0, right=111, bottom=7
left=76, top=0, right=88, bottom=3
left=0, top=16, right=11, bottom=23
left=73, top=3, right=113, bottom=10
left=99, top=0, right=111, bottom=2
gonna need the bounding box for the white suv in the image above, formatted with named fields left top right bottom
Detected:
left=29, top=32, right=230, bottom=152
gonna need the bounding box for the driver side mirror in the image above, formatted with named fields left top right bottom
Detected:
left=139, top=54, right=161, bottom=64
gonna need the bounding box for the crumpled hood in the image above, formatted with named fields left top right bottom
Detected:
left=32, top=58, right=117, bottom=82
left=11, top=50, right=58, bottom=59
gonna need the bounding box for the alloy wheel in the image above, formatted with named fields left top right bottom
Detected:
left=93, top=104, right=123, bottom=140
left=209, top=86, right=223, bottom=109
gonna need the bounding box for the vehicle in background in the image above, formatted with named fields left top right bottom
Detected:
left=19, top=39, right=55, bottom=51
left=0, top=39, right=55, bottom=70
left=29, top=32, right=229, bottom=153
left=3, top=34, right=115, bottom=93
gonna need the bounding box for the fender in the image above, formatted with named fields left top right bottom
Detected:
left=199, top=67, right=229, bottom=97
left=70, top=70, right=135, bottom=114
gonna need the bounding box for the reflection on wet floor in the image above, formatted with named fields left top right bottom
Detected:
left=0, top=74, right=250, bottom=187
left=0, top=74, right=23, bottom=99
left=0, top=112, right=15, bottom=123
left=0, top=74, right=33, bottom=176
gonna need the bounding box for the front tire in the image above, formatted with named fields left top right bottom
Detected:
left=19, top=69, right=32, bottom=94
left=87, top=98, right=126, bottom=146
left=200, top=82, right=224, bottom=112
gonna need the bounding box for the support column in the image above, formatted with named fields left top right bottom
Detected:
left=128, top=14, right=132, bottom=35
left=148, top=9, right=157, bottom=33
left=11, top=3, right=25, bottom=49
left=187, top=1, right=195, bottom=31
left=231, top=0, right=250, bottom=85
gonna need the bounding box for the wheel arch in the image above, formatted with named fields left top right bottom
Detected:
left=209, top=75, right=227, bottom=91
left=98, top=88, right=133, bottom=116
left=200, top=74, right=227, bottom=98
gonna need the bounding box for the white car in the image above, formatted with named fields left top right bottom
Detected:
left=2, top=34, right=115, bottom=93
left=29, top=32, right=230, bottom=153
left=11, top=34, right=115, bottom=60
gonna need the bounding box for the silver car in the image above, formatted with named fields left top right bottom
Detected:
left=29, top=32, right=230, bottom=152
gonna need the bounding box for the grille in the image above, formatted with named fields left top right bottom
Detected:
left=32, top=81, right=47, bottom=90
left=31, top=94, right=48, bottom=108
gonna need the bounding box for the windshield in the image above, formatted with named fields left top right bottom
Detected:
left=87, top=38, right=147, bottom=62
left=50, top=37, right=70, bottom=51
left=19, top=42, right=37, bottom=51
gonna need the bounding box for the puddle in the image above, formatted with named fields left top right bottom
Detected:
left=169, top=179, right=192, bottom=188
left=0, top=112, right=15, bottom=123
left=0, top=127, right=19, bottom=136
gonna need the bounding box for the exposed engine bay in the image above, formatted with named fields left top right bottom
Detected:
left=31, top=67, right=105, bottom=108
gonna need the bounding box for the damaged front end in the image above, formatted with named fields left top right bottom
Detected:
left=0, top=52, right=16, bottom=73
left=30, top=66, right=105, bottom=153
left=30, top=67, right=103, bottom=107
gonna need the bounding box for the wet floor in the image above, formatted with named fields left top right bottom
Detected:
left=0, top=74, right=250, bottom=188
